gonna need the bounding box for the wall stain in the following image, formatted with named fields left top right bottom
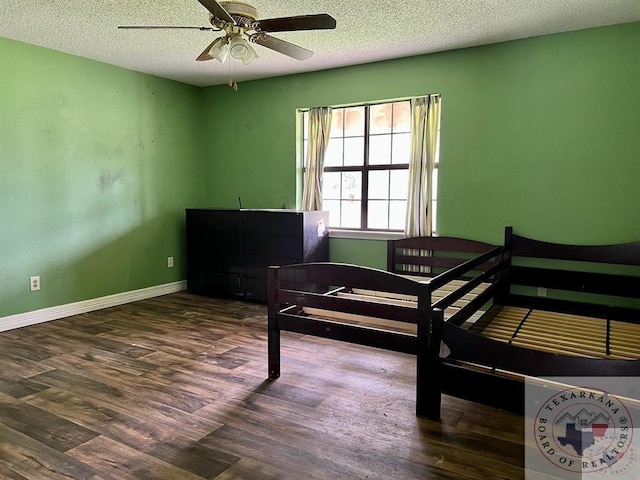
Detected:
left=99, top=169, right=124, bottom=192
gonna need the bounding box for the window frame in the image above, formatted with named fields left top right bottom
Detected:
left=299, top=97, right=438, bottom=235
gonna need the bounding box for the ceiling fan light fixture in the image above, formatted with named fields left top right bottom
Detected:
left=241, top=44, right=258, bottom=65
left=208, top=37, right=230, bottom=63
left=229, top=35, right=258, bottom=65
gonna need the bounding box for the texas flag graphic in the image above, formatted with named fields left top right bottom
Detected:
left=556, top=408, right=610, bottom=456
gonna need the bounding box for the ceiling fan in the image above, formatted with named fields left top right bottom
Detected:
left=119, top=0, right=337, bottom=66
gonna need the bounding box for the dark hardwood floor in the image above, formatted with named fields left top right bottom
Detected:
left=0, top=292, right=528, bottom=479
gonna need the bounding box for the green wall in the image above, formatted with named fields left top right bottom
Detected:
left=201, top=22, right=640, bottom=263
left=0, top=38, right=205, bottom=317
left=2, top=22, right=638, bottom=318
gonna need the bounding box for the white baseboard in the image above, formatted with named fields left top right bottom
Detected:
left=0, top=281, right=187, bottom=333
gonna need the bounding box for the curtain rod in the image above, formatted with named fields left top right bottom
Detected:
left=297, top=93, right=440, bottom=112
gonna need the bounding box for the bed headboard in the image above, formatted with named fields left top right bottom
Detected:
left=503, top=226, right=640, bottom=321
left=387, top=236, right=499, bottom=278
left=505, top=226, right=640, bottom=266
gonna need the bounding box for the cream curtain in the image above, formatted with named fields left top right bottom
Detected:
left=301, top=107, right=333, bottom=211
left=405, top=95, right=441, bottom=237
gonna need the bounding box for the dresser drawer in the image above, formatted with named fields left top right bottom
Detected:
left=242, top=233, right=303, bottom=259
left=242, top=210, right=302, bottom=235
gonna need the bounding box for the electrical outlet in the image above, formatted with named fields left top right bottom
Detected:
left=537, top=287, right=547, bottom=297
left=30, top=276, right=41, bottom=291
left=167, top=256, right=174, bottom=268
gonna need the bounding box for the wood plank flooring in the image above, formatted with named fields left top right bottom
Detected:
left=0, top=292, right=527, bottom=479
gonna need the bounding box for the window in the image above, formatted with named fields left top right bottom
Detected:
left=301, top=99, right=439, bottom=233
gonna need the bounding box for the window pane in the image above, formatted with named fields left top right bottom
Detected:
left=343, top=137, right=364, bottom=166
left=389, top=169, right=408, bottom=200
left=324, top=138, right=343, bottom=167
left=344, top=107, right=364, bottom=137
left=432, top=167, right=438, bottom=201
left=368, top=170, right=389, bottom=200
left=341, top=200, right=361, bottom=228
left=392, top=133, right=411, bottom=164
left=303, top=140, right=308, bottom=163
left=323, top=199, right=341, bottom=228
left=342, top=171, right=362, bottom=200
left=368, top=200, right=389, bottom=230
left=389, top=201, right=406, bottom=230
left=322, top=171, right=341, bottom=200
left=303, top=111, right=309, bottom=139
left=369, top=134, right=392, bottom=165
left=393, top=102, right=410, bottom=133
left=330, top=108, right=344, bottom=138
left=431, top=200, right=437, bottom=235
left=370, top=103, right=392, bottom=135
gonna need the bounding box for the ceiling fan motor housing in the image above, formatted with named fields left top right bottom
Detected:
left=220, top=1, right=258, bottom=27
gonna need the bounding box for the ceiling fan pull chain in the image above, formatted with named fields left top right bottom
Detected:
left=233, top=58, right=238, bottom=90
left=226, top=56, right=238, bottom=90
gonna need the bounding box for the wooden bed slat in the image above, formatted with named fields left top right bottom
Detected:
left=303, top=307, right=418, bottom=335
left=475, top=306, right=640, bottom=360
left=277, top=288, right=419, bottom=323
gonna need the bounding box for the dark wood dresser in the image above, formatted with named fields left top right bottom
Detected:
left=186, top=209, right=329, bottom=302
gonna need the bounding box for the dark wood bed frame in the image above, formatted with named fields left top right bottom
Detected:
left=266, top=236, right=502, bottom=416
left=425, top=227, right=640, bottom=419
left=267, top=229, right=640, bottom=420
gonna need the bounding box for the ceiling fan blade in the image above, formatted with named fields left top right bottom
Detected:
left=251, top=34, right=313, bottom=61
left=197, top=0, right=235, bottom=24
left=196, top=39, right=217, bottom=61
left=253, top=14, right=336, bottom=32
left=118, top=26, right=215, bottom=31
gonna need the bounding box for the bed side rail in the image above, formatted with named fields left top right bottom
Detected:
left=277, top=288, right=418, bottom=323
left=435, top=309, right=640, bottom=377
left=277, top=312, right=417, bottom=355
left=447, top=323, right=640, bottom=377
left=423, top=246, right=505, bottom=327
left=429, top=245, right=503, bottom=290
left=419, top=308, right=640, bottom=419
left=445, top=283, right=501, bottom=327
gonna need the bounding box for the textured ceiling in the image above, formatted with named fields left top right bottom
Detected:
left=1, top=0, right=639, bottom=87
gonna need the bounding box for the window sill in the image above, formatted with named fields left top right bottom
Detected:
left=329, top=229, right=405, bottom=241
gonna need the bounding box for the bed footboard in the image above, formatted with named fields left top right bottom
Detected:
left=267, top=262, right=427, bottom=380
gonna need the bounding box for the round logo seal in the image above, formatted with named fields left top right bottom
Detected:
left=534, top=386, right=634, bottom=475
left=600, top=443, right=637, bottom=478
